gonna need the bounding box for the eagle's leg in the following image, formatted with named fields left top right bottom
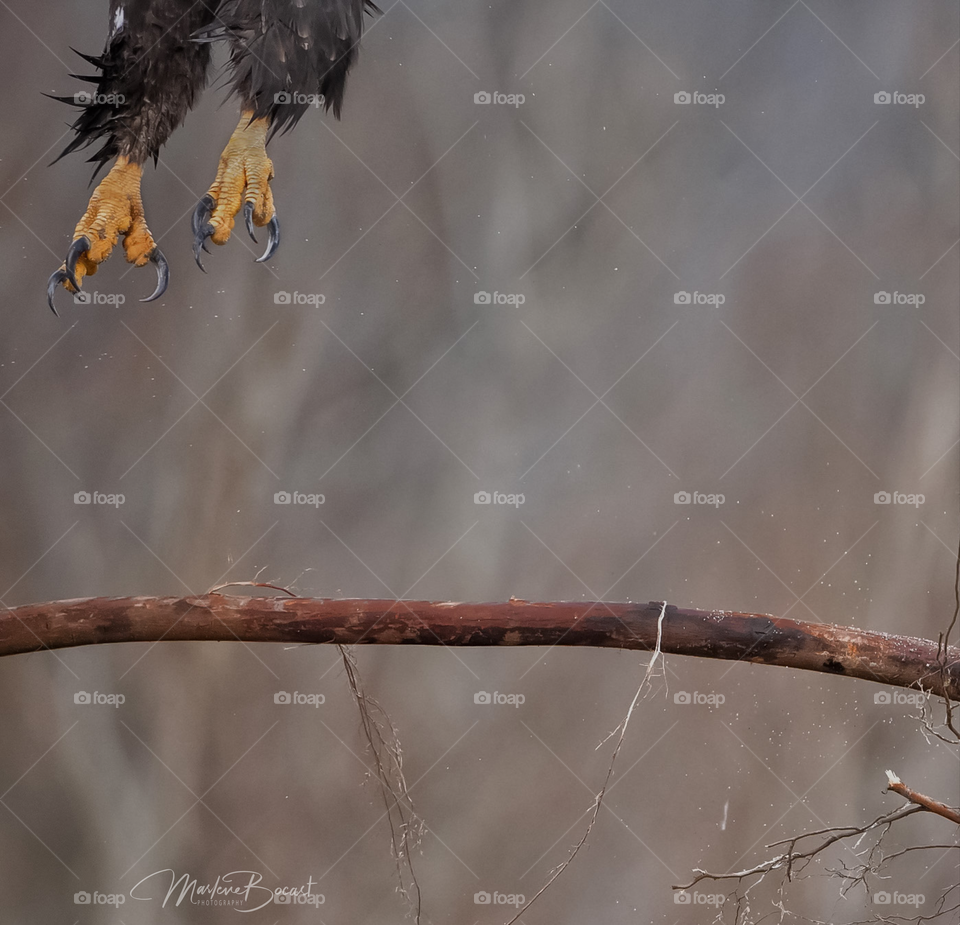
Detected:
left=192, top=112, right=279, bottom=268
left=46, top=157, right=167, bottom=314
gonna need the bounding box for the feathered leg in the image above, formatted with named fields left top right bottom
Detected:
left=190, top=0, right=377, bottom=266
left=46, top=0, right=217, bottom=313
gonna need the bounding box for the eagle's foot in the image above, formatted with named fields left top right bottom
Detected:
left=193, top=112, right=279, bottom=269
left=46, top=157, right=168, bottom=315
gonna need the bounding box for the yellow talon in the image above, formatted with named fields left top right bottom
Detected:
left=192, top=111, right=278, bottom=265
left=46, top=156, right=168, bottom=313
left=58, top=157, right=157, bottom=291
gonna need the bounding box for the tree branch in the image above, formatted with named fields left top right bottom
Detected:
left=885, top=770, right=960, bottom=824
left=2, top=595, right=958, bottom=698
left=674, top=805, right=925, bottom=891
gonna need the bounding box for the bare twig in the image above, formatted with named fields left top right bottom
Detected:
left=339, top=647, right=423, bottom=922
left=934, top=530, right=960, bottom=737
left=885, top=770, right=960, bottom=824
left=675, top=767, right=960, bottom=920
left=674, top=805, right=925, bottom=891
left=504, top=602, right=669, bottom=925
left=207, top=580, right=297, bottom=596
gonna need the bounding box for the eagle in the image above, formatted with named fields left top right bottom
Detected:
left=46, top=0, right=378, bottom=313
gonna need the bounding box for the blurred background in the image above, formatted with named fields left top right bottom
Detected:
left=0, top=0, right=957, bottom=921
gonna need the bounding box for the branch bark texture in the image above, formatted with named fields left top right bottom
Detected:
left=2, top=596, right=957, bottom=698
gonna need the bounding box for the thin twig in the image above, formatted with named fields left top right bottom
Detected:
left=207, top=580, right=297, bottom=596
left=339, top=647, right=423, bottom=922
left=885, top=770, right=960, bottom=824
left=504, top=603, right=669, bottom=925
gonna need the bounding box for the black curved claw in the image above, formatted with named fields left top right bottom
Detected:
left=46, top=269, right=70, bottom=315
left=192, top=195, right=215, bottom=271
left=255, top=214, right=280, bottom=263
left=243, top=201, right=258, bottom=243
left=46, top=235, right=91, bottom=315
left=65, top=235, right=90, bottom=291
left=141, top=247, right=169, bottom=302
left=192, top=194, right=214, bottom=240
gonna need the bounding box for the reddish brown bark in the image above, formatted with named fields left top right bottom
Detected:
left=886, top=772, right=960, bottom=824
left=1, top=595, right=957, bottom=699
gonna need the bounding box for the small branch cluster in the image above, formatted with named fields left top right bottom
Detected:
left=674, top=770, right=959, bottom=925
